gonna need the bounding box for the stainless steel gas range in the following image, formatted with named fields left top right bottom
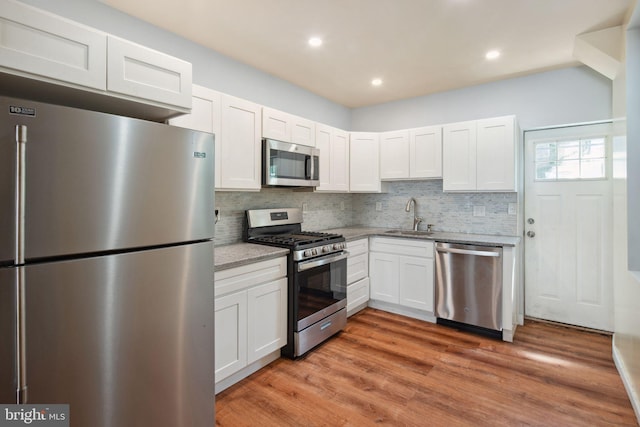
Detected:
left=244, top=208, right=347, bottom=358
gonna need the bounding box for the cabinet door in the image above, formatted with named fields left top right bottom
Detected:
left=369, top=252, right=399, bottom=303
left=215, top=290, right=247, bottom=382
left=410, top=125, right=442, bottom=178
left=332, top=129, right=350, bottom=192
left=291, top=116, right=316, bottom=147
left=350, top=132, right=381, bottom=192
left=315, top=124, right=332, bottom=190
left=219, top=95, right=262, bottom=190
left=247, top=278, right=287, bottom=364
left=380, top=130, right=410, bottom=179
left=107, top=36, right=192, bottom=109
left=443, top=121, right=477, bottom=191
left=399, top=255, right=434, bottom=312
left=476, top=116, right=516, bottom=191
left=169, top=85, right=222, bottom=187
left=0, top=0, right=107, bottom=90
left=262, top=107, right=291, bottom=141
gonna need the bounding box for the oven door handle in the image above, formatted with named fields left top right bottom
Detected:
left=297, top=251, right=349, bottom=272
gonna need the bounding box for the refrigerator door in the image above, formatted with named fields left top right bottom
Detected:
left=0, top=117, right=16, bottom=264
left=0, top=96, right=214, bottom=260
left=24, top=242, right=214, bottom=426
left=0, top=267, right=17, bottom=403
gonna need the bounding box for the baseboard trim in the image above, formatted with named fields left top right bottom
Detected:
left=612, top=338, right=640, bottom=424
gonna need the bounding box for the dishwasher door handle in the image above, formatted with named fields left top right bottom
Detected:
left=436, top=247, right=500, bottom=257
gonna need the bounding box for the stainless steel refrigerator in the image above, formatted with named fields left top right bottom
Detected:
left=0, top=96, right=215, bottom=426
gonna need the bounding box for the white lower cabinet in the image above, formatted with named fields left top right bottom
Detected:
left=247, top=279, right=287, bottom=364
left=214, top=257, right=287, bottom=392
left=214, top=291, right=248, bottom=381
left=369, top=237, right=435, bottom=316
left=346, top=238, right=370, bottom=316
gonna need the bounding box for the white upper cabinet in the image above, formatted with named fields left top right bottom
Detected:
left=443, top=120, right=477, bottom=191
left=443, top=116, right=516, bottom=192
left=350, top=132, right=383, bottom=192
left=107, top=36, right=192, bottom=110
left=410, top=125, right=442, bottom=178
left=476, top=116, right=516, bottom=191
left=315, top=124, right=349, bottom=192
left=0, top=0, right=107, bottom=90
left=220, top=94, right=262, bottom=191
left=380, top=130, right=410, bottom=179
left=262, top=107, right=315, bottom=146
left=380, top=126, right=442, bottom=180
left=0, top=0, right=192, bottom=119
left=168, top=84, right=222, bottom=187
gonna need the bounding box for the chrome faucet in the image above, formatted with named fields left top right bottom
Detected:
left=405, top=197, right=423, bottom=231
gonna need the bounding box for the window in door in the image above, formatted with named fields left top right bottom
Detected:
left=534, top=137, right=607, bottom=181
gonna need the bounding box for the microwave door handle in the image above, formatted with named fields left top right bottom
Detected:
left=305, top=156, right=312, bottom=180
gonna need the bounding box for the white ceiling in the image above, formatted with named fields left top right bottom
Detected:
left=103, top=0, right=633, bottom=108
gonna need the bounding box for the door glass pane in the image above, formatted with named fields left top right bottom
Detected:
left=557, top=160, right=580, bottom=179
left=535, top=143, right=555, bottom=162
left=557, top=140, right=580, bottom=160
left=580, top=158, right=606, bottom=179
left=581, top=138, right=605, bottom=159
left=535, top=162, right=556, bottom=180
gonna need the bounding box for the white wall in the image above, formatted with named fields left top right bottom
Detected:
left=611, top=20, right=640, bottom=422
left=351, top=66, right=612, bottom=132
left=17, top=0, right=352, bottom=130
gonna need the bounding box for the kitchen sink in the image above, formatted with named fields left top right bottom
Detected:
left=384, top=229, right=434, bottom=236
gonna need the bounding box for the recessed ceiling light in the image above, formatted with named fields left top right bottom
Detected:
left=485, top=50, right=501, bottom=60
left=308, top=37, right=323, bottom=47
left=371, top=78, right=383, bottom=86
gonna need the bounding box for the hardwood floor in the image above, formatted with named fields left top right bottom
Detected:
left=215, top=308, right=637, bottom=426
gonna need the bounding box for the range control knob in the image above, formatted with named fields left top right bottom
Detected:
left=312, top=248, right=318, bottom=256
left=334, top=243, right=343, bottom=250
left=321, top=245, right=330, bottom=253
left=303, top=249, right=312, bottom=257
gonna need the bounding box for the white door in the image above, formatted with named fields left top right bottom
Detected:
left=524, top=122, right=613, bottom=331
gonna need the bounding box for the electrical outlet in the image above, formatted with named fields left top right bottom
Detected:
left=473, top=205, right=486, bottom=217
left=508, top=203, right=517, bottom=215
left=302, top=202, right=308, bottom=212
left=375, top=202, right=382, bottom=212
left=340, top=201, right=345, bottom=211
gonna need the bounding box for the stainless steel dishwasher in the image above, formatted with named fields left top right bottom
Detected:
left=435, top=242, right=503, bottom=337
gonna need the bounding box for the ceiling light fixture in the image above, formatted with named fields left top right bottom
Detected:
left=371, top=78, right=383, bottom=86
left=308, top=37, right=323, bottom=47
left=485, top=50, right=501, bottom=60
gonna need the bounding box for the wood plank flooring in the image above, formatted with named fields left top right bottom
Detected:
left=215, top=308, right=637, bottom=426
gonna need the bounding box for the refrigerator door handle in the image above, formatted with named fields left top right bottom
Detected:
left=16, top=124, right=26, bottom=264
left=15, top=125, right=27, bottom=403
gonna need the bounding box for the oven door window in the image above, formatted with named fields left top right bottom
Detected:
left=295, top=257, right=346, bottom=329
left=269, top=149, right=310, bottom=180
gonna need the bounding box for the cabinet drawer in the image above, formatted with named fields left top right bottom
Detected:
left=215, top=257, right=287, bottom=297
left=347, top=277, right=370, bottom=315
left=370, top=237, right=434, bottom=258
left=347, top=252, right=368, bottom=284
left=346, top=238, right=369, bottom=256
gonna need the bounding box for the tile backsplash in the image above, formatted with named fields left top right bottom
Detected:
left=214, top=181, right=518, bottom=246
left=214, top=189, right=353, bottom=246
left=352, top=180, right=517, bottom=235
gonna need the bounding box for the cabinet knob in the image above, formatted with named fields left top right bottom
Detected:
left=526, top=231, right=535, bottom=238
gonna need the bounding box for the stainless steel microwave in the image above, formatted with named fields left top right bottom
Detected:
left=263, top=138, right=320, bottom=187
